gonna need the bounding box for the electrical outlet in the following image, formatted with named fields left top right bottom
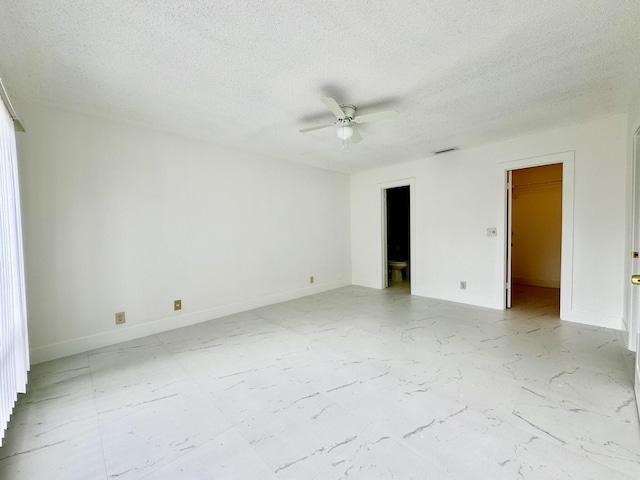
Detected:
left=460, top=281, right=467, bottom=290
left=310, top=276, right=314, bottom=284
left=174, top=299, right=182, bottom=311
left=115, top=312, right=125, bottom=325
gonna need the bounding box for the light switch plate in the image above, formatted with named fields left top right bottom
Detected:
left=487, top=227, right=497, bottom=237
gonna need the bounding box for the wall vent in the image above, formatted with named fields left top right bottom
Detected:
left=433, top=147, right=459, bottom=155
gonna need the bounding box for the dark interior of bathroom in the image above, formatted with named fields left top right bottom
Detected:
left=386, top=185, right=410, bottom=265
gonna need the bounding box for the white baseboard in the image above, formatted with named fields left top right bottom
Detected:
left=410, top=286, right=502, bottom=310
left=30, top=278, right=351, bottom=364
left=351, top=277, right=381, bottom=289
left=566, top=310, right=623, bottom=331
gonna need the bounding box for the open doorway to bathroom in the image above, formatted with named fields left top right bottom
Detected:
left=507, top=163, right=562, bottom=314
left=384, top=186, right=410, bottom=291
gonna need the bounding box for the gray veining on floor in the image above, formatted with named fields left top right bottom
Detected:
left=1, top=284, right=638, bottom=479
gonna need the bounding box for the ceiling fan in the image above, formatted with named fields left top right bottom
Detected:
left=299, top=97, right=399, bottom=148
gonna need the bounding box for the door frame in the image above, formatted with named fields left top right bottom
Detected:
left=627, top=127, right=640, bottom=415
left=628, top=127, right=640, bottom=352
left=501, top=151, right=575, bottom=320
left=627, top=126, right=640, bottom=418
left=379, top=178, right=415, bottom=292
left=506, top=170, right=513, bottom=308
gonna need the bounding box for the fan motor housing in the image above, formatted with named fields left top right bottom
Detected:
left=339, top=105, right=356, bottom=120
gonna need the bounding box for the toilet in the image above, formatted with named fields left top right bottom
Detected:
left=388, top=260, right=408, bottom=282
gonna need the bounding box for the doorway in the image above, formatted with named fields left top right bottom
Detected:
left=628, top=126, right=640, bottom=415
left=384, top=185, right=410, bottom=290
left=507, top=163, right=563, bottom=313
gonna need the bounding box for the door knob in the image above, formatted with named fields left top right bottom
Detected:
left=632, top=275, right=640, bottom=285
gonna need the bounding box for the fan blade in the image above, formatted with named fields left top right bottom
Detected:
left=299, top=122, right=335, bottom=133
left=351, top=125, right=363, bottom=144
left=353, top=109, right=399, bottom=124
left=321, top=97, right=345, bottom=119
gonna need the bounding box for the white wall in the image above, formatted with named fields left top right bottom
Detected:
left=17, top=102, right=351, bottom=363
left=352, top=114, right=628, bottom=330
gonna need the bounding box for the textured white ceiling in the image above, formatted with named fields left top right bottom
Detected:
left=1, top=1, right=639, bottom=173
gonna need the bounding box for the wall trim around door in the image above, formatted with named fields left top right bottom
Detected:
left=378, top=178, right=416, bottom=294
left=500, top=151, right=575, bottom=321
left=625, top=125, right=640, bottom=351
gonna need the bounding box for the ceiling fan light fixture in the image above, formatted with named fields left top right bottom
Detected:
left=337, top=125, right=353, bottom=140
left=299, top=97, right=399, bottom=148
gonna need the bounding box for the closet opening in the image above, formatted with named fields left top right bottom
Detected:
left=506, top=163, right=562, bottom=314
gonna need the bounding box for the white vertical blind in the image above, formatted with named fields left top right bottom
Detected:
left=0, top=94, right=29, bottom=447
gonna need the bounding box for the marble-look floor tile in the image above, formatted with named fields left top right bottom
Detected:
left=99, top=390, right=232, bottom=479
left=247, top=404, right=373, bottom=479
left=309, top=428, right=459, bottom=480
left=510, top=384, right=640, bottom=476
left=205, top=365, right=322, bottom=425
left=155, top=320, right=228, bottom=354
left=235, top=389, right=339, bottom=447
left=2, top=284, right=638, bottom=479
left=90, top=339, right=196, bottom=414
left=491, top=433, right=637, bottom=480
left=142, top=429, right=278, bottom=479
left=0, top=418, right=107, bottom=480
left=0, top=355, right=105, bottom=479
